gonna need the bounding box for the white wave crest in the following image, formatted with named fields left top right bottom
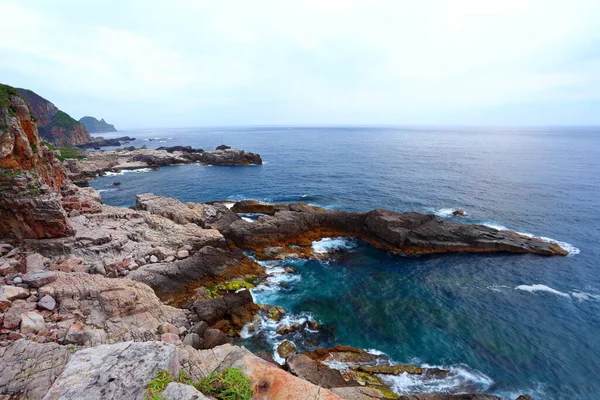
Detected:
left=380, top=364, right=494, bottom=395
left=432, top=208, right=466, bottom=218
left=515, top=284, right=570, bottom=298
left=104, top=168, right=153, bottom=176
left=571, top=291, right=600, bottom=302
left=482, top=223, right=579, bottom=256
left=312, top=237, right=357, bottom=254
left=97, top=189, right=117, bottom=193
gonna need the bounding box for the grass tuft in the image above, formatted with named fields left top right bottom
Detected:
left=195, top=368, right=252, bottom=400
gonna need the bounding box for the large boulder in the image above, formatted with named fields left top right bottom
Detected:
left=43, top=341, right=179, bottom=400
left=0, top=339, right=72, bottom=399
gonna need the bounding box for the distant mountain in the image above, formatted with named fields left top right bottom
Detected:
left=79, top=116, right=117, bottom=133
left=15, top=88, right=91, bottom=146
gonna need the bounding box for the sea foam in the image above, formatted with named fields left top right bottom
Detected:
left=312, top=237, right=357, bottom=254
left=482, top=223, right=580, bottom=256
left=514, top=284, right=570, bottom=298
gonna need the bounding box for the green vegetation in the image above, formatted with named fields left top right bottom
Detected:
left=0, top=167, right=25, bottom=178
left=145, top=370, right=174, bottom=400
left=42, top=141, right=86, bottom=161
left=52, top=110, right=81, bottom=131
left=0, top=83, right=18, bottom=108
left=145, top=368, right=251, bottom=400
left=195, top=368, right=252, bottom=400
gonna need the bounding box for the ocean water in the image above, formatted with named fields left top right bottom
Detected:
left=90, top=127, right=600, bottom=399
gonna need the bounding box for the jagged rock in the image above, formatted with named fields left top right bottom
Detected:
left=22, top=271, right=57, bottom=288
left=182, top=333, right=203, bottom=349
left=515, top=396, right=534, bottom=400
left=128, top=246, right=263, bottom=302
left=39, top=272, right=187, bottom=345
left=216, top=144, right=231, bottom=150
left=0, top=285, right=29, bottom=300
left=277, top=340, right=297, bottom=358
left=224, top=202, right=567, bottom=256
left=2, top=306, right=23, bottom=329
left=287, top=354, right=350, bottom=389
left=162, top=382, right=210, bottom=400
left=191, top=289, right=260, bottom=329
left=331, top=387, right=388, bottom=399
left=452, top=210, right=465, bottom=216
left=202, top=328, right=228, bottom=349
left=43, top=341, right=179, bottom=400
left=0, top=339, right=72, bottom=399
left=19, top=311, right=45, bottom=334
left=38, top=294, right=57, bottom=311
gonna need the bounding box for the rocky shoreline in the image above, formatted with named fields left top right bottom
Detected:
left=64, top=144, right=262, bottom=183
left=0, top=90, right=546, bottom=399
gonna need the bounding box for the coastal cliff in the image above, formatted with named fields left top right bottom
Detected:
left=15, top=87, right=91, bottom=146
left=79, top=116, right=117, bottom=133
left=0, top=84, right=73, bottom=239
left=0, top=88, right=539, bottom=399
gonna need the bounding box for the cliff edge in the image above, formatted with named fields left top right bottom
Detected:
left=15, top=87, right=91, bottom=147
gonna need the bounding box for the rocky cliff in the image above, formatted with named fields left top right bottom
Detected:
left=79, top=116, right=117, bottom=133
left=0, top=84, right=73, bottom=239
left=15, top=88, right=91, bottom=146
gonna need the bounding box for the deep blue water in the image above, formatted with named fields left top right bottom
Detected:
left=90, top=127, right=600, bottom=399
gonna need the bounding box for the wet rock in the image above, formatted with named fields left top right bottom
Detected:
left=277, top=340, right=297, bottom=359
left=262, top=304, right=286, bottom=321
left=307, top=345, right=386, bottom=365
left=397, top=395, right=501, bottom=400
left=216, top=144, right=231, bottom=150
left=515, top=396, right=534, bottom=400
left=202, top=328, right=228, bottom=349
left=351, top=364, right=423, bottom=375
left=287, top=353, right=350, bottom=388
left=38, top=294, right=57, bottom=311
left=43, top=341, right=179, bottom=400
left=162, top=382, right=210, bottom=400
left=20, top=311, right=45, bottom=334
left=452, top=209, right=465, bottom=216
left=22, top=271, right=57, bottom=288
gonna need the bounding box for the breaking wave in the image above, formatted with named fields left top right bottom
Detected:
left=312, top=237, right=357, bottom=254
left=515, top=284, right=570, bottom=298
left=482, top=223, right=579, bottom=256
left=103, top=168, right=153, bottom=176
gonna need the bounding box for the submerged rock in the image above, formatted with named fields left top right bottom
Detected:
left=277, top=339, right=297, bottom=358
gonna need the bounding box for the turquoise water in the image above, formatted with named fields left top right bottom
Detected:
left=90, top=127, right=600, bottom=399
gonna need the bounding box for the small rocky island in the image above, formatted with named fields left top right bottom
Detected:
left=0, top=85, right=544, bottom=399
left=79, top=116, right=117, bottom=133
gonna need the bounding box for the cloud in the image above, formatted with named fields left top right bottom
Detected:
left=0, top=0, right=599, bottom=127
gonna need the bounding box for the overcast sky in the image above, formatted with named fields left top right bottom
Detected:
left=1, top=0, right=599, bottom=129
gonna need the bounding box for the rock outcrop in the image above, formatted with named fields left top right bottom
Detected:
left=78, top=116, right=117, bottom=133
left=64, top=146, right=262, bottom=181
left=15, top=87, right=91, bottom=146
left=0, top=84, right=73, bottom=239
left=222, top=202, right=568, bottom=256
left=76, top=136, right=134, bottom=149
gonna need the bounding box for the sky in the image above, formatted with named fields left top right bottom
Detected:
left=1, top=0, right=599, bottom=129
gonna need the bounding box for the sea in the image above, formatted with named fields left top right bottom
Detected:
left=89, top=126, right=600, bottom=399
